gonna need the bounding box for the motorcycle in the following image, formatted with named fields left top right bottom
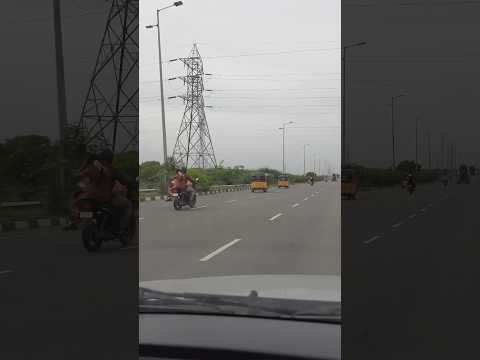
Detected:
left=172, top=178, right=199, bottom=210
left=407, top=182, right=416, bottom=195
left=70, top=170, right=136, bottom=252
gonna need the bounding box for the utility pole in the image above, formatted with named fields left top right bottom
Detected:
left=282, top=127, right=286, bottom=174
left=342, top=41, right=367, bottom=166
left=53, top=0, right=67, bottom=211
left=277, top=122, right=293, bottom=175
left=391, top=97, right=395, bottom=169
left=415, top=116, right=419, bottom=170
left=427, top=132, right=431, bottom=170
left=441, top=135, right=445, bottom=169
left=390, top=94, right=406, bottom=169
left=303, top=144, right=309, bottom=176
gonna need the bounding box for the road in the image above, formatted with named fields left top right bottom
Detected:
left=343, top=178, right=480, bottom=359
left=140, top=181, right=340, bottom=281
left=0, top=228, right=138, bottom=359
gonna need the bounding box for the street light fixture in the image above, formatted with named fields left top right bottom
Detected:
left=145, top=1, right=184, bottom=168
left=279, top=121, right=294, bottom=175
left=342, top=41, right=367, bottom=166
left=390, top=93, right=407, bottom=169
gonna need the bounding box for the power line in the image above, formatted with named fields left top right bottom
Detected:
left=5, top=9, right=106, bottom=25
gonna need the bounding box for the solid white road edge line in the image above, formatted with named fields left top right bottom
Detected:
left=200, top=238, right=242, bottom=262
left=0, top=270, right=13, bottom=275
left=269, top=213, right=283, bottom=221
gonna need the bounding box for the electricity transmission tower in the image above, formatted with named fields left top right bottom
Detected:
left=170, top=44, right=217, bottom=169
left=77, top=0, right=138, bottom=153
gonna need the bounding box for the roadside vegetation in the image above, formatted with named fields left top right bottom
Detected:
left=347, top=161, right=440, bottom=189
left=139, top=160, right=323, bottom=193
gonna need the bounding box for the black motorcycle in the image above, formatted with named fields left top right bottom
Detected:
left=76, top=198, right=132, bottom=252
left=173, top=190, right=197, bottom=210
left=172, top=178, right=198, bottom=210
left=407, top=182, right=416, bottom=195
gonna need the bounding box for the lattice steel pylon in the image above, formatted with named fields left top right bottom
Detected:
left=77, top=0, right=138, bottom=153
left=172, top=44, right=217, bottom=169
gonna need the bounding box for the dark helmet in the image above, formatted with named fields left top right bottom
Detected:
left=97, top=148, right=114, bottom=164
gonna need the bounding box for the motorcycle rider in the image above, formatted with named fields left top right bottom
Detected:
left=95, top=149, right=135, bottom=244
left=169, top=167, right=195, bottom=203
left=309, top=176, right=314, bottom=186
left=405, top=172, right=416, bottom=192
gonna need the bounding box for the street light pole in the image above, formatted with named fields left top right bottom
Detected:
left=415, top=116, right=419, bottom=170
left=146, top=2, right=183, bottom=196
left=156, top=9, right=168, bottom=167
left=53, top=0, right=68, bottom=211
left=342, top=41, right=367, bottom=166
left=146, top=1, right=183, bottom=167
left=391, top=93, right=406, bottom=170
left=279, top=121, right=293, bottom=175
left=303, top=144, right=309, bottom=176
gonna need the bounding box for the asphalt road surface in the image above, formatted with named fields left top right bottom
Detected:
left=140, top=181, right=340, bottom=281
left=343, top=177, right=480, bottom=359
left=0, top=227, right=138, bottom=359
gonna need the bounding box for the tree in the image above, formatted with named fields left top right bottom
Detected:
left=397, top=160, right=421, bottom=173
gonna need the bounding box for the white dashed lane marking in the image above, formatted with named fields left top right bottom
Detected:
left=292, top=203, right=300, bottom=208
left=364, top=235, right=381, bottom=244
left=269, top=213, right=283, bottom=221
left=392, top=222, right=403, bottom=228
left=200, top=238, right=242, bottom=262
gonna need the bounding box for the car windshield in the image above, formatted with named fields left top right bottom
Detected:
left=252, top=175, right=266, bottom=181
left=139, top=0, right=341, bottom=323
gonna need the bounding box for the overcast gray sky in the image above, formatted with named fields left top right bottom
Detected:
left=140, top=0, right=340, bottom=175
left=343, top=1, right=480, bottom=169
left=1, top=1, right=110, bottom=142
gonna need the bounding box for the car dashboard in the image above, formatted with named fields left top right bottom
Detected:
left=139, top=313, right=341, bottom=360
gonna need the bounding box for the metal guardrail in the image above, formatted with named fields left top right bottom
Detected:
left=0, top=201, right=42, bottom=208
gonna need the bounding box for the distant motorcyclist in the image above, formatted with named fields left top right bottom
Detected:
left=440, top=169, right=449, bottom=187
left=169, top=167, right=195, bottom=202
left=405, top=172, right=416, bottom=193
left=309, top=176, right=314, bottom=186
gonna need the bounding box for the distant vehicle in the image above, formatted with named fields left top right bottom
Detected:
left=277, top=175, right=289, bottom=188
left=331, top=174, right=337, bottom=182
left=469, top=165, right=476, bottom=176
left=341, top=169, right=358, bottom=200
left=250, top=174, right=268, bottom=192
left=458, top=165, right=470, bottom=184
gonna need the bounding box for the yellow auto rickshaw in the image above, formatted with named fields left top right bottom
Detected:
left=250, top=174, right=268, bottom=192
left=278, top=175, right=289, bottom=188
left=341, top=169, right=359, bottom=200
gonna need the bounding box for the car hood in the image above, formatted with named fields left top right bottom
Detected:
left=140, top=274, right=340, bottom=302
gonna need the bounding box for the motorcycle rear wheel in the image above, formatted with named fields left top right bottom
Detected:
left=189, top=194, right=197, bottom=208
left=82, top=223, right=102, bottom=252
left=173, top=197, right=183, bottom=210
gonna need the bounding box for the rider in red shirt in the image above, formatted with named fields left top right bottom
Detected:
left=168, top=168, right=194, bottom=201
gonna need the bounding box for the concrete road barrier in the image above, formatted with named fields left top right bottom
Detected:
left=140, top=184, right=250, bottom=202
